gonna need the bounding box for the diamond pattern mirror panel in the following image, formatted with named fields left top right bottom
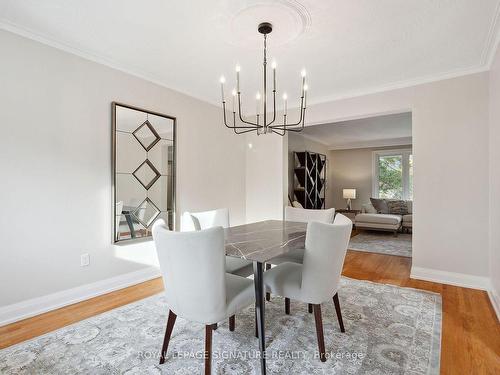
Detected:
left=113, top=103, right=175, bottom=243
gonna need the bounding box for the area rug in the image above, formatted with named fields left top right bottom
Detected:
left=349, top=232, right=412, bottom=257
left=0, top=277, right=441, bottom=375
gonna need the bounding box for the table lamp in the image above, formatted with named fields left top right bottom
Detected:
left=343, top=189, right=356, bottom=210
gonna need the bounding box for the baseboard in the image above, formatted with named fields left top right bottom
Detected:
left=410, top=266, right=491, bottom=291
left=0, top=266, right=161, bottom=327
left=487, top=289, right=500, bottom=323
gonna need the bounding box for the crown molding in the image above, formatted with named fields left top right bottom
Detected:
left=0, top=19, right=222, bottom=109
left=328, top=137, right=413, bottom=151
left=1, top=6, right=499, bottom=112
left=295, top=132, right=330, bottom=146
left=295, top=132, right=413, bottom=152
left=304, top=64, right=490, bottom=109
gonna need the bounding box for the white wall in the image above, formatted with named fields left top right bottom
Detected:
left=255, top=73, right=490, bottom=287
left=287, top=133, right=329, bottom=206
left=245, top=132, right=285, bottom=223
left=489, top=44, right=500, bottom=315
left=328, top=145, right=412, bottom=210
left=0, top=30, right=247, bottom=310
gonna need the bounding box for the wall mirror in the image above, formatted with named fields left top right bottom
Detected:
left=112, top=102, right=176, bottom=243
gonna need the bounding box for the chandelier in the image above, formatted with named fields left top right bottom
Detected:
left=219, top=22, right=307, bottom=136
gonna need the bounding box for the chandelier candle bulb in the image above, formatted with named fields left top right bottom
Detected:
left=220, top=76, right=225, bottom=101
left=256, top=92, right=261, bottom=116
left=272, top=60, right=277, bottom=90
left=235, top=65, right=240, bottom=92
left=232, top=89, right=236, bottom=112
left=283, top=93, right=288, bottom=116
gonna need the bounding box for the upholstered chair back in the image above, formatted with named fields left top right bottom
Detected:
left=152, top=219, right=227, bottom=324
left=285, top=206, right=335, bottom=223
left=300, top=214, right=352, bottom=303
left=181, top=208, right=230, bottom=231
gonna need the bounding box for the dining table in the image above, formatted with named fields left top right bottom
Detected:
left=224, top=219, right=307, bottom=375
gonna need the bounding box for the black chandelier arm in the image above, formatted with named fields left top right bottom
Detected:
left=271, top=127, right=286, bottom=136
left=237, top=93, right=263, bottom=128
left=271, top=125, right=303, bottom=133
left=235, top=127, right=260, bottom=134
left=269, top=97, right=305, bottom=129
left=269, top=112, right=304, bottom=130
left=270, top=122, right=305, bottom=132
left=269, top=108, right=307, bottom=132
left=229, top=112, right=255, bottom=134
left=223, top=102, right=261, bottom=130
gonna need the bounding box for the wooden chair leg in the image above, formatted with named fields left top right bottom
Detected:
left=265, top=263, right=271, bottom=301
left=205, top=325, right=212, bottom=375
left=308, top=303, right=313, bottom=313
left=313, top=304, right=327, bottom=362
left=332, top=293, right=345, bottom=333
left=285, top=298, right=290, bottom=315
left=229, top=315, right=235, bottom=331
left=159, top=310, right=177, bottom=364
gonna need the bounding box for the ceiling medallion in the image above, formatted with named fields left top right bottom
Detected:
left=219, top=22, right=308, bottom=136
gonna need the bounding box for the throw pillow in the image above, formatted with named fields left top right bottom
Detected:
left=362, top=203, right=378, bottom=214
left=387, top=200, right=408, bottom=215
left=370, top=198, right=389, bottom=214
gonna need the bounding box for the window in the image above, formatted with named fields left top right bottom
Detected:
left=372, top=149, right=413, bottom=200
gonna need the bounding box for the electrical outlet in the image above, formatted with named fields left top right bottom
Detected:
left=80, top=253, right=90, bottom=267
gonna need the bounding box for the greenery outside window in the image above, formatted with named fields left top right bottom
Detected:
left=372, top=149, right=413, bottom=200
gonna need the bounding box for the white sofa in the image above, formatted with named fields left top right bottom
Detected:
left=354, top=200, right=412, bottom=235
left=354, top=212, right=402, bottom=235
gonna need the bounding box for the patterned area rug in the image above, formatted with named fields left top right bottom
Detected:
left=349, top=232, right=412, bottom=257
left=0, top=278, right=441, bottom=374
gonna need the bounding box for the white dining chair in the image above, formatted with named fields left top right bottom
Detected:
left=152, top=219, right=255, bottom=374
left=269, top=206, right=336, bottom=308
left=263, top=214, right=352, bottom=362
left=269, top=206, right=335, bottom=265
left=181, top=208, right=254, bottom=277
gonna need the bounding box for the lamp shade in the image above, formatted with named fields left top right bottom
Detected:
left=343, top=189, right=356, bottom=199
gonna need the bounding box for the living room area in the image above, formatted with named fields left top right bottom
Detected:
left=288, top=112, right=413, bottom=258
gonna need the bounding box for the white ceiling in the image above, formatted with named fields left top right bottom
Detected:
left=1, top=0, right=499, bottom=112
left=301, top=112, right=412, bottom=150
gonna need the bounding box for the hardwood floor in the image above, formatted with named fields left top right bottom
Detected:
left=1, top=251, right=499, bottom=374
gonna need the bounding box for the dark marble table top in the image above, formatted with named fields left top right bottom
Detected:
left=224, top=220, right=307, bottom=263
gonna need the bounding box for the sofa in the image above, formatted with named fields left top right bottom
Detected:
left=354, top=199, right=412, bottom=235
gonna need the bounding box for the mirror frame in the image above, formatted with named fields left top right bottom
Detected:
left=111, top=102, right=176, bottom=243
